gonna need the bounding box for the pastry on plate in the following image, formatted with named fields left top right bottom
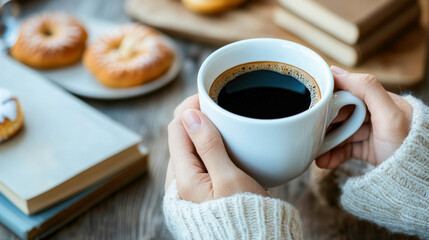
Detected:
left=0, top=88, right=24, bottom=143
left=83, top=24, right=174, bottom=88
left=11, top=12, right=88, bottom=69
left=181, top=0, right=246, bottom=14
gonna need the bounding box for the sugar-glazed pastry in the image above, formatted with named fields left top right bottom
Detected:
left=83, top=24, right=174, bottom=88
left=11, top=13, right=88, bottom=69
left=0, top=89, right=24, bottom=142
left=181, top=0, right=246, bottom=14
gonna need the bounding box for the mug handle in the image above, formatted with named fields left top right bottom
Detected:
left=317, top=91, right=366, bottom=156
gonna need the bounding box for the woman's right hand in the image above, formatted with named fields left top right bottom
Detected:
left=316, top=66, right=414, bottom=169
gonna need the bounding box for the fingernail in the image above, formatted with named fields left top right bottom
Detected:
left=183, top=110, right=201, bottom=133
left=331, top=66, right=348, bottom=76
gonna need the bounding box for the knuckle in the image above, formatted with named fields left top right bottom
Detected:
left=174, top=95, right=197, bottom=118
left=167, top=119, right=180, bottom=133
left=197, top=133, right=222, bottom=158
left=361, top=74, right=379, bottom=88
left=167, top=121, right=175, bottom=132
left=359, top=74, right=381, bottom=102
left=173, top=105, right=183, bottom=118
left=184, top=95, right=196, bottom=103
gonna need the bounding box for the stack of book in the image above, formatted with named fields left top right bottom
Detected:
left=0, top=56, right=148, bottom=239
left=274, top=0, right=421, bottom=66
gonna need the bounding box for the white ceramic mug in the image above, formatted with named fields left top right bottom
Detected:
left=198, top=38, right=366, bottom=188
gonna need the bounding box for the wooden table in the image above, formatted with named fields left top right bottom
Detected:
left=0, top=0, right=427, bottom=239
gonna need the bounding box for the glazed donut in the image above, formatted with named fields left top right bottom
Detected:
left=181, top=0, right=246, bottom=14
left=83, top=24, right=174, bottom=88
left=0, top=89, right=24, bottom=143
left=11, top=13, right=88, bottom=69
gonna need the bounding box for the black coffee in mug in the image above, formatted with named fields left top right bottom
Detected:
left=209, top=61, right=321, bottom=119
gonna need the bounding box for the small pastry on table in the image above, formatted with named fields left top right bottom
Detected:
left=11, top=12, right=88, bottom=69
left=0, top=89, right=24, bottom=143
left=181, top=0, right=247, bottom=14
left=83, top=24, right=174, bottom=88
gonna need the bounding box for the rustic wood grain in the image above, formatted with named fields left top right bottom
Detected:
left=125, top=0, right=428, bottom=87
left=0, top=0, right=427, bottom=239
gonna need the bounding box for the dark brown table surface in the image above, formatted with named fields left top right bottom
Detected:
left=0, top=0, right=428, bottom=239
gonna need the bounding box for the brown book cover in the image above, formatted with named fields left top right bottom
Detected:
left=274, top=2, right=420, bottom=66
left=279, top=0, right=416, bottom=44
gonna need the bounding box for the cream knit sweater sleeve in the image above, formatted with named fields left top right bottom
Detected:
left=163, top=181, right=303, bottom=240
left=340, top=96, right=429, bottom=239
left=163, top=96, right=428, bottom=240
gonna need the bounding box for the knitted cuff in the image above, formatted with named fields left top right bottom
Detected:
left=163, top=181, right=304, bottom=240
left=340, top=96, right=429, bottom=239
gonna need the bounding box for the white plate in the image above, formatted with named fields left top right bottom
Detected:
left=37, top=18, right=182, bottom=100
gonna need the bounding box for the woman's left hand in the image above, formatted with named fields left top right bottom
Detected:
left=165, top=94, right=268, bottom=203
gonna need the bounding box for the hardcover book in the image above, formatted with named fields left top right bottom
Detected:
left=278, top=0, right=416, bottom=44
left=0, top=155, right=147, bottom=240
left=0, top=55, right=144, bottom=215
left=274, top=3, right=420, bottom=66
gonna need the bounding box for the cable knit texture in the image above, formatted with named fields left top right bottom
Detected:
left=163, top=96, right=428, bottom=240
left=163, top=181, right=303, bottom=240
left=340, top=96, right=429, bottom=239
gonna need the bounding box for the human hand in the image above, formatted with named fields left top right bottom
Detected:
left=165, top=94, right=268, bottom=203
left=316, top=66, right=413, bottom=169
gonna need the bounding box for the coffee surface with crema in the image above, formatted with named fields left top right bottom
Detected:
left=209, top=61, right=320, bottom=119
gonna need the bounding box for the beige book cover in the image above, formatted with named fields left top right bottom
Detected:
left=0, top=55, right=143, bottom=214
left=274, top=3, right=420, bottom=66
left=279, top=0, right=416, bottom=44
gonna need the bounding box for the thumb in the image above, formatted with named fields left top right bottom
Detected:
left=181, top=109, right=238, bottom=181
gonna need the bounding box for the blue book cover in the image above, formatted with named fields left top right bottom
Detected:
left=0, top=186, right=95, bottom=239
left=0, top=157, right=146, bottom=240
